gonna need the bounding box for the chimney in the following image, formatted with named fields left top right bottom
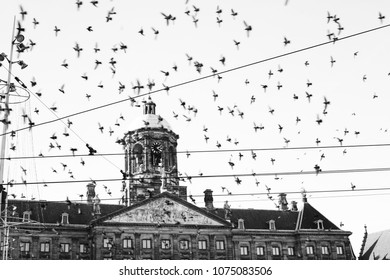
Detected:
left=291, top=201, right=298, bottom=211
left=204, top=189, right=214, bottom=210
left=302, top=190, right=308, bottom=203
left=278, top=193, right=289, bottom=211
left=86, top=183, right=96, bottom=204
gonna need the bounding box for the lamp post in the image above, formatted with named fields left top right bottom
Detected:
left=0, top=16, right=28, bottom=260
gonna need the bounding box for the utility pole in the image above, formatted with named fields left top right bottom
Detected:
left=0, top=16, right=29, bottom=260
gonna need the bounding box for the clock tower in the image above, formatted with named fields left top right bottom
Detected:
left=122, top=97, right=187, bottom=205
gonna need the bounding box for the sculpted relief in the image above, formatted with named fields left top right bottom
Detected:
left=105, top=198, right=222, bottom=226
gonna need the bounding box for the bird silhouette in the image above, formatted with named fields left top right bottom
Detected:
left=306, top=91, right=313, bottom=102
left=330, top=56, right=336, bottom=67
left=217, top=17, right=223, bottom=26
left=233, top=39, right=240, bottom=50
left=54, top=26, right=61, bottom=36
left=19, top=5, right=28, bottom=20
left=76, top=0, right=83, bottom=9
left=378, top=12, right=385, bottom=24
left=283, top=37, right=291, bottom=46
left=61, top=59, right=68, bottom=68
left=148, top=28, right=158, bottom=41
left=161, top=13, right=175, bottom=25
left=73, top=42, right=83, bottom=57
left=231, top=9, right=238, bottom=18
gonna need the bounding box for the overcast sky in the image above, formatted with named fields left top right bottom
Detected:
left=1, top=0, right=390, bottom=252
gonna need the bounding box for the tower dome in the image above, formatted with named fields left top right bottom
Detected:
left=128, top=97, right=172, bottom=132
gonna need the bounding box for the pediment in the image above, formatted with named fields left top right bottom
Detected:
left=103, top=197, right=225, bottom=226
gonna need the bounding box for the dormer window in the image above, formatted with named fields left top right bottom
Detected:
left=316, top=219, right=324, bottom=230
left=61, top=213, right=69, bottom=224
left=238, top=219, right=245, bottom=230
left=268, top=219, right=276, bottom=231
left=22, top=211, right=31, bottom=222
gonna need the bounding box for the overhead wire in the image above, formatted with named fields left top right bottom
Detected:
left=1, top=142, right=390, bottom=161
left=1, top=23, right=390, bottom=137
left=4, top=166, right=390, bottom=186
left=0, top=66, right=123, bottom=171
left=11, top=185, right=390, bottom=204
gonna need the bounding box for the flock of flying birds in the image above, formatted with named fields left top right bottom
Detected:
left=1, top=2, right=388, bottom=210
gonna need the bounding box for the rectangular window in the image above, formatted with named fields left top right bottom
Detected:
left=40, top=242, right=50, bottom=252
left=62, top=214, right=69, bottom=224
left=20, top=242, right=30, bottom=252
left=336, top=246, right=344, bottom=255
left=321, top=246, right=329, bottom=255
left=306, top=246, right=314, bottom=255
left=161, top=239, right=171, bottom=249
left=103, top=238, right=113, bottom=249
left=240, top=246, right=249, bottom=256
left=122, top=238, right=133, bottom=249
left=60, top=243, right=70, bottom=253
left=272, top=246, right=280, bottom=256
left=80, top=244, right=88, bottom=253
left=142, top=239, right=152, bottom=249
left=256, top=246, right=265, bottom=256
left=179, top=240, right=189, bottom=250
left=198, top=240, right=207, bottom=250
left=22, top=212, right=30, bottom=222
left=215, top=240, right=225, bottom=250
left=287, top=247, right=295, bottom=256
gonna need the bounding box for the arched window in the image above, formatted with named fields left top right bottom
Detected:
left=132, top=144, right=144, bottom=173
left=268, top=219, right=276, bottom=230
left=168, top=146, right=176, bottom=168
left=316, top=219, right=324, bottom=230
left=238, top=219, right=245, bottom=230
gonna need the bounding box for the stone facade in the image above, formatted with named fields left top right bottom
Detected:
left=0, top=99, right=355, bottom=260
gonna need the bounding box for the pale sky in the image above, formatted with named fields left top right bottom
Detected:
left=1, top=0, right=390, bottom=253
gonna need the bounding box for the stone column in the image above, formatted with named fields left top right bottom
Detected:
left=153, top=233, right=160, bottom=259
left=233, top=241, right=240, bottom=260
left=71, top=237, right=78, bottom=260
left=31, top=236, right=39, bottom=260
left=265, top=241, right=271, bottom=260
left=172, top=234, right=179, bottom=260
left=249, top=240, right=256, bottom=260
left=209, top=234, right=215, bottom=259
left=134, top=233, right=141, bottom=260
left=226, top=235, right=233, bottom=260
left=190, top=234, right=197, bottom=260
left=114, top=233, right=122, bottom=260
left=52, top=237, right=59, bottom=260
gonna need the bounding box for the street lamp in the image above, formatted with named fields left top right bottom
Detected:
left=0, top=16, right=29, bottom=260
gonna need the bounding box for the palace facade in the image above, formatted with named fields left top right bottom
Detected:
left=0, top=99, right=355, bottom=260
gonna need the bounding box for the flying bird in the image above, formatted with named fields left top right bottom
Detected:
left=54, top=26, right=61, bottom=36
left=330, top=56, right=336, bottom=67
left=19, top=5, right=27, bottom=20
left=283, top=37, right=291, bottom=46
left=73, top=42, right=83, bottom=57
left=378, top=12, right=385, bottom=24
left=244, top=21, right=252, bottom=37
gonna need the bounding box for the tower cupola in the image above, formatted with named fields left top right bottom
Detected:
left=121, top=98, right=186, bottom=205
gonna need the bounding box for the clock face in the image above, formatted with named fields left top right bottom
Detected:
left=151, top=142, right=163, bottom=153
